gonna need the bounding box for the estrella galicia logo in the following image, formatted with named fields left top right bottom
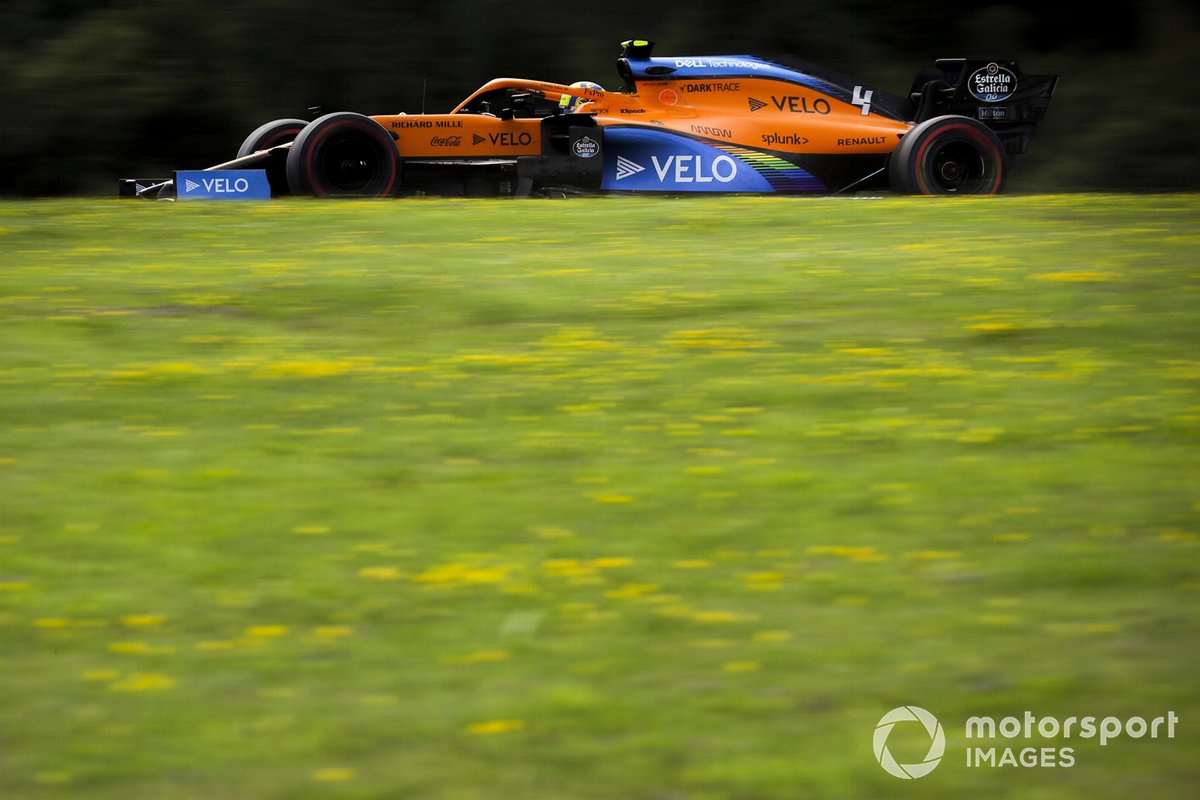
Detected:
left=573, top=136, right=599, bottom=158
left=968, top=62, right=1017, bottom=103
left=874, top=706, right=945, bottom=779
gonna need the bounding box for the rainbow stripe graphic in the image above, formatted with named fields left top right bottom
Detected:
left=717, top=145, right=826, bottom=192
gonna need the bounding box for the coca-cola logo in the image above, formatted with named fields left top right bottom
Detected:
left=430, top=136, right=462, bottom=147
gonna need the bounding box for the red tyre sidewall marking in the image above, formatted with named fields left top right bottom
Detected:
left=264, top=128, right=301, bottom=149
left=303, top=120, right=397, bottom=199
left=914, top=123, right=1002, bottom=195
left=380, top=132, right=398, bottom=196
left=304, top=124, right=336, bottom=198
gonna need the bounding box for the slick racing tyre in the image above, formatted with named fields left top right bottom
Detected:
left=238, top=118, right=308, bottom=196
left=889, top=115, right=1007, bottom=195
left=237, top=118, right=308, bottom=157
left=286, top=112, right=399, bottom=198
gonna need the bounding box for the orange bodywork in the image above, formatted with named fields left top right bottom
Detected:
left=371, top=112, right=544, bottom=159
left=371, top=77, right=912, bottom=161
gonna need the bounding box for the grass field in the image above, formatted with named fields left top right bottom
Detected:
left=1, top=194, right=1198, bottom=799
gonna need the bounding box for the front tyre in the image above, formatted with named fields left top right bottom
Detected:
left=238, top=118, right=308, bottom=196
left=889, top=115, right=1007, bottom=195
left=286, top=113, right=399, bottom=198
left=238, top=118, right=309, bottom=157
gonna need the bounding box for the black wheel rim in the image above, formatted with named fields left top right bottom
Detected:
left=927, top=141, right=988, bottom=193
left=319, top=133, right=385, bottom=193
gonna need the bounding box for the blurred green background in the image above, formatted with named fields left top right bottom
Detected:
left=1, top=195, right=1197, bottom=797
left=1, top=0, right=1198, bottom=194
left=1, top=2, right=1198, bottom=797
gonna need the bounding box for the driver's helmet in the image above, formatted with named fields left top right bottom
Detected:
left=559, top=81, right=603, bottom=112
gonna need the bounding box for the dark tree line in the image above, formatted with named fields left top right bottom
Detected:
left=1, top=0, right=1197, bottom=195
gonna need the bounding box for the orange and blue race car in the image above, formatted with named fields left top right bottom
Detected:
left=122, top=40, right=1057, bottom=199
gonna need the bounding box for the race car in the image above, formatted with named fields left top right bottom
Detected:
left=121, top=39, right=1057, bottom=199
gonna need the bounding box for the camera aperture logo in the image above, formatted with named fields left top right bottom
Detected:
left=874, top=706, right=946, bottom=779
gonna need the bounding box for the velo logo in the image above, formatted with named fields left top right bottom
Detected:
left=175, top=170, right=270, bottom=201
left=874, top=706, right=946, bottom=779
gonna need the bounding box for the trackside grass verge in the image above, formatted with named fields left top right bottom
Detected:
left=1, top=194, right=1197, bottom=799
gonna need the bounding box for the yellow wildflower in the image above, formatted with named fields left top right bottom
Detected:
left=605, top=583, right=658, bottom=599
left=109, top=673, right=176, bottom=691
left=312, top=626, right=353, bottom=639
left=245, top=625, right=289, bottom=638
left=358, top=566, right=401, bottom=581
left=312, top=768, right=356, bottom=782
left=590, top=557, right=633, bottom=569
left=467, top=719, right=525, bottom=735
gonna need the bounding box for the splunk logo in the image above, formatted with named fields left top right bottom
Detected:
left=873, top=707, right=1181, bottom=778
left=874, top=706, right=945, bottom=779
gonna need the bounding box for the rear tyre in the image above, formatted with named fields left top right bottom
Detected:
left=286, top=113, right=399, bottom=198
left=238, top=118, right=308, bottom=196
left=889, top=115, right=1007, bottom=195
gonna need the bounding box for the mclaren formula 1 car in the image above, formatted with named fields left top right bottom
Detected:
left=122, top=40, right=1057, bottom=199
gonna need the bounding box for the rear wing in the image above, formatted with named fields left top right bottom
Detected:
left=908, top=59, right=1058, bottom=155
